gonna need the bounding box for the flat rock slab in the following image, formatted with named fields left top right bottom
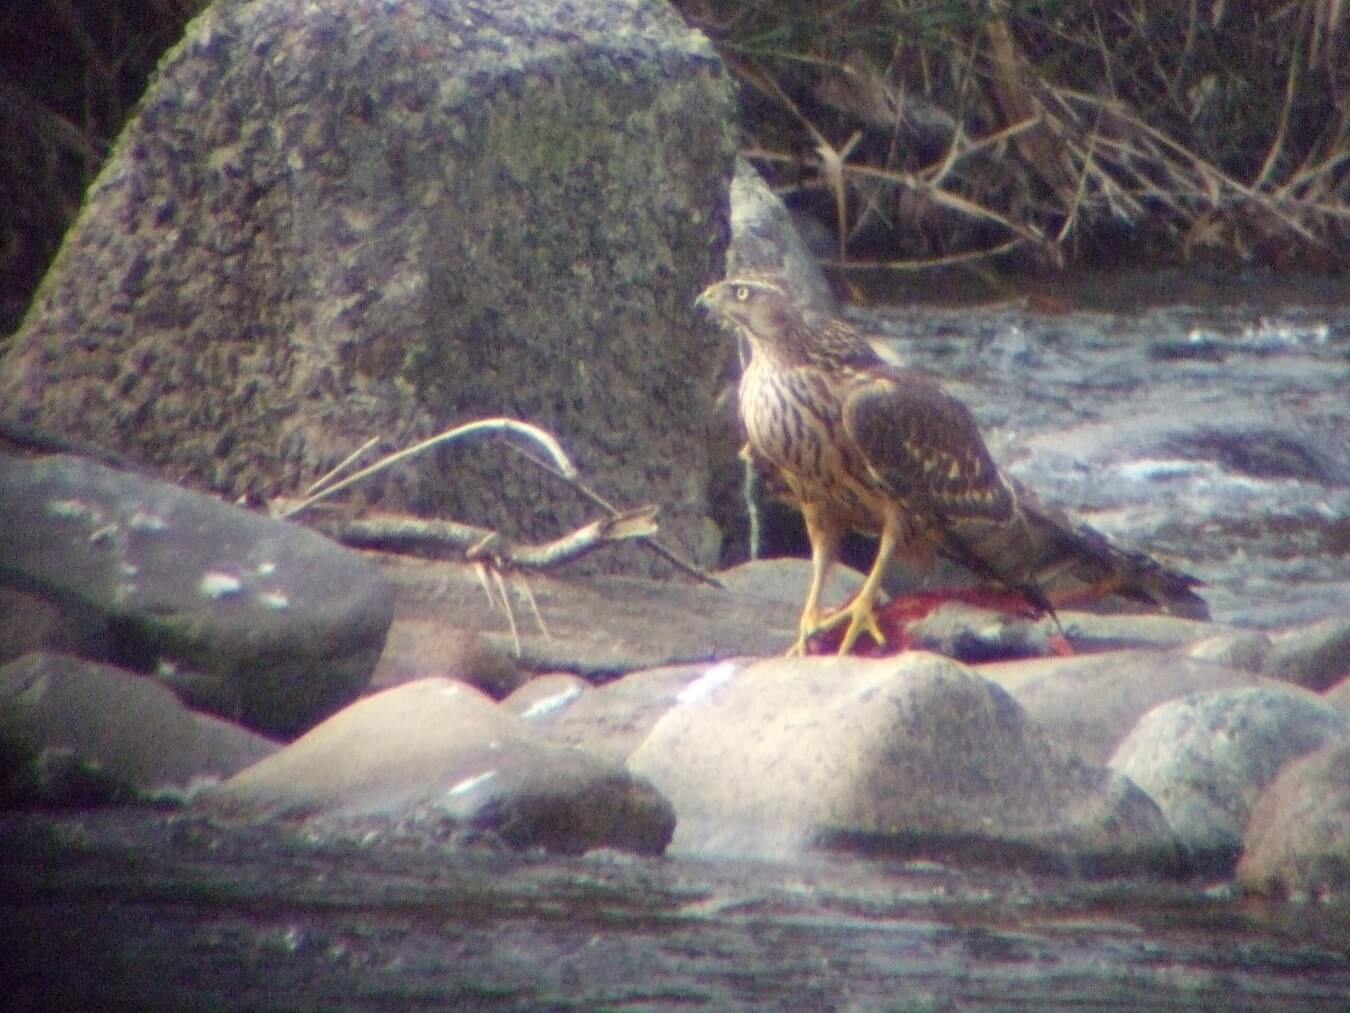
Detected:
left=0, top=0, right=736, bottom=578
left=628, top=653, right=1178, bottom=872
left=1110, top=685, right=1349, bottom=871
left=0, top=454, right=393, bottom=736
left=202, top=677, right=674, bottom=855
left=0, top=652, right=279, bottom=805
left=375, top=553, right=798, bottom=676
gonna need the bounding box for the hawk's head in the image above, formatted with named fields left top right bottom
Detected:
left=695, top=275, right=797, bottom=346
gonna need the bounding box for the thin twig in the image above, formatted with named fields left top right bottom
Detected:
left=278, top=417, right=577, bottom=519
left=304, top=435, right=381, bottom=496
left=505, top=444, right=724, bottom=587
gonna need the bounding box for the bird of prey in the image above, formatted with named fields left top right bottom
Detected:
left=696, top=273, right=1208, bottom=656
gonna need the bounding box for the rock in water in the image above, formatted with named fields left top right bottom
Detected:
left=0, top=0, right=737, bottom=577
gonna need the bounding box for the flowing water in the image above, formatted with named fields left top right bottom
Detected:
left=861, top=272, right=1350, bottom=629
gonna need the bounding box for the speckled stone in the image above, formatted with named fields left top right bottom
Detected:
left=1, top=0, right=737, bottom=577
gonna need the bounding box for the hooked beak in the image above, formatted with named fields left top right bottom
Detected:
left=694, top=280, right=724, bottom=313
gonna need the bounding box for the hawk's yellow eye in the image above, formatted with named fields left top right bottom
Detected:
left=734, top=285, right=751, bottom=302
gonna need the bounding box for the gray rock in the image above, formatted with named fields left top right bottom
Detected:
left=0, top=586, right=111, bottom=666
left=0, top=454, right=393, bottom=736
left=1324, top=674, right=1350, bottom=715
left=202, top=677, right=674, bottom=856
left=728, top=158, right=836, bottom=313
left=370, top=622, right=525, bottom=699
left=1109, top=685, right=1349, bottom=871
left=628, top=653, right=1178, bottom=871
left=1264, top=617, right=1350, bottom=691
left=501, top=673, right=591, bottom=721
left=1238, top=740, right=1350, bottom=900
left=1182, top=629, right=1273, bottom=672
left=518, top=661, right=741, bottom=764
left=1, top=652, right=278, bottom=805
left=0, top=0, right=736, bottom=579
left=987, top=650, right=1266, bottom=764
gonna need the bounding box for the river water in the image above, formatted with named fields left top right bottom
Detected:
left=860, top=271, right=1350, bottom=630
left=6, top=274, right=1349, bottom=1010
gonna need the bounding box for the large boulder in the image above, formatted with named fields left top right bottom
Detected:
left=0, top=0, right=737, bottom=577
left=628, top=653, right=1178, bottom=871
left=0, top=453, right=393, bottom=736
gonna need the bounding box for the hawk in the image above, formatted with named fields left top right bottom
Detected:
left=697, top=273, right=1208, bottom=656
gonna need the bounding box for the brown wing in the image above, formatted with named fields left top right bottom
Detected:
left=842, top=368, right=1014, bottom=525
left=842, top=366, right=1209, bottom=620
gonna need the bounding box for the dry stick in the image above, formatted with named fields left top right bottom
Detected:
left=743, top=112, right=1048, bottom=254
left=1254, top=31, right=1302, bottom=190
left=304, top=435, right=381, bottom=497
left=506, top=443, right=723, bottom=588
left=1056, top=125, right=1100, bottom=245
left=319, top=505, right=659, bottom=569
left=278, top=417, right=577, bottom=520
left=1057, top=87, right=1326, bottom=244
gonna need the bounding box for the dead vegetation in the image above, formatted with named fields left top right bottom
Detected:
left=0, top=1, right=206, bottom=335
left=1, top=1, right=1344, bottom=339
left=678, top=0, right=1349, bottom=273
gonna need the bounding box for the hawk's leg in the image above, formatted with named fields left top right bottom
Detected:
left=809, top=507, right=901, bottom=655
left=788, top=503, right=843, bottom=657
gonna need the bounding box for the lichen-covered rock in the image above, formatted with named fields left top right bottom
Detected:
left=628, top=653, right=1178, bottom=871
left=1237, top=740, right=1350, bottom=900
left=1109, top=685, right=1349, bottom=872
left=202, top=677, right=675, bottom=855
left=0, top=652, right=279, bottom=806
left=0, top=0, right=737, bottom=577
left=0, top=454, right=393, bottom=736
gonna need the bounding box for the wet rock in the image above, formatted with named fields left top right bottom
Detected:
left=985, top=650, right=1267, bottom=764
left=1238, top=740, right=1350, bottom=900
left=369, top=622, right=524, bottom=699
left=0, top=0, right=736, bottom=580
left=519, top=662, right=739, bottom=764
left=1263, top=616, right=1350, bottom=691
left=203, top=678, right=674, bottom=856
left=0, top=652, right=279, bottom=806
left=0, top=454, right=393, bottom=737
left=1109, top=686, right=1349, bottom=871
left=1182, top=629, right=1273, bottom=672
left=628, top=653, right=1178, bottom=871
